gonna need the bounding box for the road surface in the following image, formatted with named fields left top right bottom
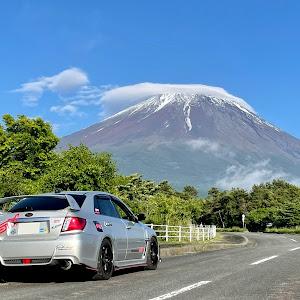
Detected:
left=1, top=233, right=300, bottom=300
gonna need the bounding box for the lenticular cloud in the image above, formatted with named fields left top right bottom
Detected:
left=100, top=82, right=255, bottom=115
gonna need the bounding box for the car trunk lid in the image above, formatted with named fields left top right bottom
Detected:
left=0, top=194, right=83, bottom=241
left=0, top=211, right=69, bottom=241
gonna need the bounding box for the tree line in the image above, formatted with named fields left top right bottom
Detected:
left=1, top=114, right=300, bottom=230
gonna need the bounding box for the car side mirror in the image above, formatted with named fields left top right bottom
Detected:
left=137, top=213, right=146, bottom=222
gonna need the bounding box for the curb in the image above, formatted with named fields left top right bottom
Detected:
left=160, top=233, right=250, bottom=257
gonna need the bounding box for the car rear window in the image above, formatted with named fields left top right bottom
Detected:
left=8, top=195, right=86, bottom=212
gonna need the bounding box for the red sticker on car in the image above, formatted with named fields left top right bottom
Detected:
left=93, top=221, right=103, bottom=232
left=0, top=214, right=20, bottom=235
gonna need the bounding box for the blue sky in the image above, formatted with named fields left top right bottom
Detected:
left=1, top=1, right=300, bottom=138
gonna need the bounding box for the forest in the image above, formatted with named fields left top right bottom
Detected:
left=1, top=114, right=300, bottom=231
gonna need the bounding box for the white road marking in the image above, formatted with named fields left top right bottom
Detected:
left=291, top=239, right=297, bottom=242
left=149, top=281, right=211, bottom=300
left=281, top=236, right=287, bottom=238
left=251, top=255, right=278, bottom=265
left=289, top=247, right=300, bottom=252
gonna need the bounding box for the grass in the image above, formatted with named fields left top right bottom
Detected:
left=264, top=227, right=300, bottom=234
left=217, top=227, right=248, bottom=232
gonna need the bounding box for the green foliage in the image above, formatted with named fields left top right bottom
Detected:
left=216, top=227, right=248, bottom=232
left=0, top=115, right=59, bottom=178
left=183, top=185, right=199, bottom=199
left=201, top=180, right=300, bottom=231
left=0, top=163, right=40, bottom=197
left=265, top=227, right=300, bottom=234
left=116, top=177, right=202, bottom=225
left=1, top=114, right=300, bottom=230
left=38, top=144, right=118, bottom=192
left=137, top=193, right=203, bottom=225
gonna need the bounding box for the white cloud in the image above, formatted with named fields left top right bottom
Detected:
left=187, top=138, right=221, bottom=153
left=97, top=111, right=106, bottom=117
left=50, top=105, right=86, bottom=117
left=216, top=160, right=295, bottom=191
left=51, top=123, right=60, bottom=133
left=100, top=83, right=255, bottom=115
left=70, top=99, right=90, bottom=106
left=14, top=67, right=89, bottom=106
left=186, top=138, right=235, bottom=158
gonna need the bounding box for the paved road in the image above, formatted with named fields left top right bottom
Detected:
left=1, top=233, right=300, bottom=300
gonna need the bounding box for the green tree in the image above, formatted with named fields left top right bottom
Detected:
left=0, top=114, right=59, bottom=178
left=38, top=144, right=118, bottom=192
left=182, top=185, right=199, bottom=199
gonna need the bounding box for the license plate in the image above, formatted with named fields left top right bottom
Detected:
left=18, top=223, right=40, bottom=235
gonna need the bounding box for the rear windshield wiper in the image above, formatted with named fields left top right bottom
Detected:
left=9, top=206, right=34, bottom=213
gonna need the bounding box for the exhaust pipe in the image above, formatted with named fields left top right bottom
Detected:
left=58, top=260, right=72, bottom=271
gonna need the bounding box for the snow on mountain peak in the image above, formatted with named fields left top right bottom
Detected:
left=100, top=82, right=255, bottom=115
left=102, top=92, right=281, bottom=134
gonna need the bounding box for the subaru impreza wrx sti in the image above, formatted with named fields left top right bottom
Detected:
left=0, top=191, right=159, bottom=280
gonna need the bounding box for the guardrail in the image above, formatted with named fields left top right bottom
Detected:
left=145, top=224, right=216, bottom=242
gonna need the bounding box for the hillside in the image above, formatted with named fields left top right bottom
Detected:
left=58, top=93, right=300, bottom=194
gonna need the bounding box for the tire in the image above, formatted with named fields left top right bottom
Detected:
left=0, top=264, right=4, bottom=283
left=145, top=237, right=159, bottom=270
left=91, top=238, right=114, bottom=280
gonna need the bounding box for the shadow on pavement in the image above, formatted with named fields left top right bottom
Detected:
left=0, top=265, right=147, bottom=284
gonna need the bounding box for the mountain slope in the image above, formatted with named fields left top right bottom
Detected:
left=58, top=93, right=300, bottom=193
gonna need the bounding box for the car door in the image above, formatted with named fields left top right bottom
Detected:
left=94, top=195, right=127, bottom=261
left=112, top=198, right=146, bottom=260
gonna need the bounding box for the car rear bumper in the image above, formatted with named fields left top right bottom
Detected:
left=0, top=232, right=99, bottom=268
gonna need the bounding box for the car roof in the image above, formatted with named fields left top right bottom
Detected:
left=44, top=191, right=111, bottom=196
left=53, top=191, right=128, bottom=205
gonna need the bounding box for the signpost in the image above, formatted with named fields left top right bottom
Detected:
left=242, top=214, right=245, bottom=228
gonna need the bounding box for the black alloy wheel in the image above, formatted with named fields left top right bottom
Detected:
left=145, top=237, right=158, bottom=270
left=101, top=242, right=113, bottom=276
left=91, top=238, right=114, bottom=280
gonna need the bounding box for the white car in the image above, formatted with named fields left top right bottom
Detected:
left=0, top=191, right=159, bottom=280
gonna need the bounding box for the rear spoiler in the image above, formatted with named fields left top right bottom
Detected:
left=0, top=194, right=81, bottom=211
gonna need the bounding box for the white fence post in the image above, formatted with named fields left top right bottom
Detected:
left=145, top=223, right=215, bottom=242
left=166, top=225, right=169, bottom=242
left=179, top=226, right=182, bottom=242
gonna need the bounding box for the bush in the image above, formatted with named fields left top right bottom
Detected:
left=264, top=227, right=300, bottom=234
left=217, top=227, right=248, bottom=232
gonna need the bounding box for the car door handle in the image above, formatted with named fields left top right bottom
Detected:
left=126, top=226, right=132, bottom=230
left=104, top=222, right=112, bottom=227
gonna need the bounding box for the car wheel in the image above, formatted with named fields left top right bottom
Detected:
left=145, top=237, right=158, bottom=270
left=92, top=238, right=114, bottom=280
left=0, top=265, right=3, bottom=283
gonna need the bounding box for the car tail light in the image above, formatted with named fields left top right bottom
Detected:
left=61, top=217, right=86, bottom=232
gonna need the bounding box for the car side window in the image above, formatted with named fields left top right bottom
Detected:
left=94, top=196, right=121, bottom=219
left=112, top=198, right=136, bottom=222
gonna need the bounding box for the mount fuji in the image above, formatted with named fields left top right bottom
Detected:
left=58, top=93, right=300, bottom=194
